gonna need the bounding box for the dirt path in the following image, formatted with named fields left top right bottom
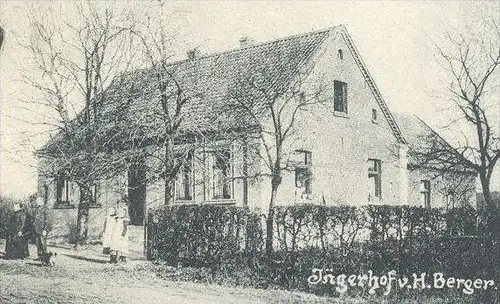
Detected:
left=0, top=244, right=339, bottom=304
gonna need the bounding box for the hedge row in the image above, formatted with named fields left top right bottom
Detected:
left=146, top=204, right=497, bottom=297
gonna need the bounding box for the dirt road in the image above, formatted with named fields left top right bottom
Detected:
left=0, top=244, right=336, bottom=304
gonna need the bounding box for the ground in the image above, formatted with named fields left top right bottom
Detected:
left=0, top=243, right=342, bottom=304
left=0, top=242, right=481, bottom=304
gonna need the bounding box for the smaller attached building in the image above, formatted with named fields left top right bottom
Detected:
left=395, top=113, right=477, bottom=209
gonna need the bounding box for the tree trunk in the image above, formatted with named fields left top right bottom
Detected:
left=164, top=135, right=175, bottom=205
left=75, top=185, right=91, bottom=248
left=265, top=175, right=281, bottom=254
left=479, top=172, right=493, bottom=210
left=478, top=171, right=499, bottom=302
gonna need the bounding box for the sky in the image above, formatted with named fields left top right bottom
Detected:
left=0, top=1, right=499, bottom=198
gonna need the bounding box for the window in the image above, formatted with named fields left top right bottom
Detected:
left=43, top=184, right=48, bottom=205
left=334, top=80, right=347, bottom=113
left=445, top=190, right=456, bottom=211
left=294, top=150, right=312, bottom=197
left=372, top=109, right=378, bottom=123
left=90, top=184, right=99, bottom=206
left=175, top=151, right=194, bottom=201
left=421, top=180, right=431, bottom=208
left=56, top=177, right=70, bottom=205
left=338, top=49, right=343, bottom=60
left=299, top=91, right=306, bottom=104
left=368, top=159, right=382, bottom=200
left=212, top=149, right=232, bottom=199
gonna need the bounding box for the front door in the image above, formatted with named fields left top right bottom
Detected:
left=128, top=163, right=146, bottom=225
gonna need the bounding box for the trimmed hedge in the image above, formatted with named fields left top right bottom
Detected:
left=147, top=205, right=263, bottom=272
left=146, top=204, right=497, bottom=298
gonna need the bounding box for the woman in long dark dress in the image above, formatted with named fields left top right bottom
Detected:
left=5, top=203, right=29, bottom=259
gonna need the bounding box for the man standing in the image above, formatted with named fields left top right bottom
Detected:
left=32, top=195, right=54, bottom=259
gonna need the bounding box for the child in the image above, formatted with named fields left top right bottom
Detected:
left=102, top=207, right=116, bottom=255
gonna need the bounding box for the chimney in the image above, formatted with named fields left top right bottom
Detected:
left=187, top=48, right=201, bottom=60
left=239, top=36, right=254, bottom=48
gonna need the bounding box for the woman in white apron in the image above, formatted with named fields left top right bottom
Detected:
left=102, top=207, right=116, bottom=255
left=110, top=206, right=129, bottom=263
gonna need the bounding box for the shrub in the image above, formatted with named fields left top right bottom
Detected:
left=147, top=205, right=262, bottom=273
left=146, top=203, right=496, bottom=299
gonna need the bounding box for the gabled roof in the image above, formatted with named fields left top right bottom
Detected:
left=41, top=25, right=408, bottom=153
left=99, top=27, right=332, bottom=134
left=393, top=113, right=435, bottom=160
left=338, top=25, right=406, bottom=144
left=393, top=113, right=474, bottom=173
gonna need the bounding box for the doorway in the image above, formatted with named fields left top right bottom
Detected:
left=128, top=162, right=146, bottom=226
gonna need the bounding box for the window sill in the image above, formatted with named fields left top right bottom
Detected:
left=367, top=197, right=383, bottom=204
left=54, top=204, right=76, bottom=210
left=174, top=200, right=196, bottom=204
left=203, top=199, right=237, bottom=205
left=333, top=111, right=349, bottom=118
left=295, top=197, right=314, bottom=204
left=54, top=204, right=102, bottom=210
left=172, top=200, right=237, bottom=206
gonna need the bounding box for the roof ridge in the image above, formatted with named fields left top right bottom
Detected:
left=158, top=25, right=338, bottom=67
left=115, top=25, right=338, bottom=83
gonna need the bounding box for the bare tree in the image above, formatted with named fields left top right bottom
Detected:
left=128, top=2, right=209, bottom=205
left=21, top=2, right=134, bottom=245
left=413, top=20, right=499, bottom=299
left=224, top=47, right=327, bottom=253
left=416, top=21, right=499, bottom=212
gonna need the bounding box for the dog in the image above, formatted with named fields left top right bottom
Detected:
left=40, top=251, right=57, bottom=266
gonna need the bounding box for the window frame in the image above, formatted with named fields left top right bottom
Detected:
left=89, top=183, right=100, bottom=207
left=421, top=180, right=431, bottom=208
left=56, top=177, right=72, bottom=207
left=210, top=148, right=233, bottom=200
left=368, top=159, right=382, bottom=200
left=372, top=108, right=378, bottom=123
left=175, top=150, right=195, bottom=202
left=333, top=80, right=348, bottom=113
left=294, top=150, right=313, bottom=197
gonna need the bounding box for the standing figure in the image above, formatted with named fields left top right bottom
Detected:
left=117, top=206, right=130, bottom=263
left=110, top=206, right=129, bottom=263
left=102, top=207, right=116, bottom=254
left=32, top=195, right=54, bottom=260
left=5, top=203, right=29, bottom=259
